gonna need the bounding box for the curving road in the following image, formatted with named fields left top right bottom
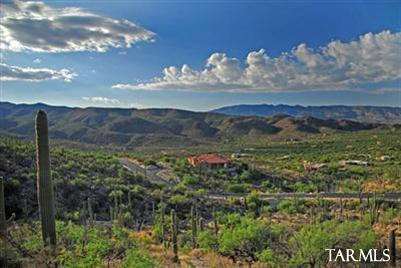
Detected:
left=207, top=192, right=401, bottom=202
left=119, top=158, right=173, bottom=189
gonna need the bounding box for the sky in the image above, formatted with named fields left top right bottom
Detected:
left=0, top=0, right=400, bottom=111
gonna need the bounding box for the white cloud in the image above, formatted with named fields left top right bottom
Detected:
left=82, top=96, right=120, bottom=105
left=368, top=88, right=401, bottom=94
left=118, top=51, right=127, bottom=55
left=129, top=102, right=147, bottom=109
left=0, top=63, right=76, bottom=82
left=113, top=30, right=401, bottom=93
left=33, top=58, right=41, bottom=63
left=0, top=0, right=155, bottom=53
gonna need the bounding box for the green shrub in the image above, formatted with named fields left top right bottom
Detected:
left=257, top=248, right=282, bottom=266
left=380, top=208, right=401, bottom=224
left=277, top=200, right=297, bottom=214
left=122, top=248, right=155, bottom=268
left=178, top=229, right=193, bottom=249
left=57, top=222, right=113, bottom=267
left=226, top=183, right=251, bottom=193
left=290, top=220, right=376, bottom=267
left=198, top=231, right=219, bottom=251
left=218, top=214, right=272, bottom=263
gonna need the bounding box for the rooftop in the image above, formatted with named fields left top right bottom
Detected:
left=188, top=153, right=229, bottom=165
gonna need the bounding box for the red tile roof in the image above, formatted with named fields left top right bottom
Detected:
left=188, top=153, right=228, bottom=165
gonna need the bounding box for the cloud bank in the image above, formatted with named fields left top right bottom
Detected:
left=82, top=96, right=120, bottom=105
left=0, top=63, right=76, bottom=82
left=0, top=0, right=155, bottom=53
left=113, top=31, right=401, bottom=93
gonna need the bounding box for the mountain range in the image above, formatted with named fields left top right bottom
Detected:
left=212, top=104, right=401, bottom=124
left=0, top=102, right=398, bottom=148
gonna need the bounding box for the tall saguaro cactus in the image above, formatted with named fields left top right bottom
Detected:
left=114, top=194, right=119, bottom=221
left=191, top=204, right=197, bottom=249
left=0, top=177, right=6, bottom=242
left=389, top=229, right=396, bottom=266
left=171, top=209, right=178, bottom=263
left=128, top=191, right=132, bottom=209
left=109, top=206, right=114, bottom=222
left=88, top=198, right=94, bottom=225
left=80, top=202, right=87, bottom=225
left=36, top=110, right=56, bottom=246
left=310, top=206, right=315, bottom=224
left=160, top=203, right=166, bottom=245
left=0, top=177, right=7, bottom=268
left=198, top=217, right=204, bottom=232
left=212, top=206, right=218, bottom=236
left=369, top=192, right=379, bottom=225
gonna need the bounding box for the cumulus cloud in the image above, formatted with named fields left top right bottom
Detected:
left=0, top=0, right=155, bottom=53
left=82, top=96, right=120, bottom=105
left=33, top=58, right=41, bottom=63
left=0, top=63, right=76, bottom=82
left=113, top=31, right=401, bottom=93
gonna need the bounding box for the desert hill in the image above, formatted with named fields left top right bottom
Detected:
left=212, top=104, right=401, bottom=124
left=0, top=102, right=390, bottom=148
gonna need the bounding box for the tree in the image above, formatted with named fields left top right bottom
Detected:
left=290, top=220, right=376, bottom=267
left=218, top=214, right=273, bottom=265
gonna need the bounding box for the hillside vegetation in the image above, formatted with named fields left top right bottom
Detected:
left=212, top=104, right=401, bottom=124
left=1, top=109, right=401, bottom=267
left=2, top=133, right=401, bottom=267
left=0, top=102, right=393, bottom=149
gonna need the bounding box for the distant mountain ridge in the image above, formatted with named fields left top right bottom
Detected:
left=211, top=104, right=401, bottom=124
left=0, top=102, right=395, bottom=148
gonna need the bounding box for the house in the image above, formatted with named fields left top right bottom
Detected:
left=188, top=153, right=229, bottom=170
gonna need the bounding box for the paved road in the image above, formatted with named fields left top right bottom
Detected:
left=119, top=158, right=173, bottom=189
left=207, top=192, right=401, bottom=202
left=119, top=158, right=401, bottom=202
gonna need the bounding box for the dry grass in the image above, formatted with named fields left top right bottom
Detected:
left=364, top=179, right=399, bottom=192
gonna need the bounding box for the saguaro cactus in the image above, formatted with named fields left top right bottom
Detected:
left=160, top=203, right=166, bottom=245
left=0, top=177, right=6, bottom=268
left=171, top=209, right=178, bottom=263
left=198, top=217, right=204, bottom=232
left=109, top=206, right=114, bottom=222
left=310, top=206, right=315, bottom=224
left=191, top=204, right=197, bottom=249
left=212, top=206, right=218, bottom=236
left=389, top=229, right=396, bottom=266
left=80, top=202, right=87, bottom=225
left=0, top=177, right=6, bottom=242
left=88, top=198, right=94, bottom=225
left=369, top=192, right=379, bottom=225
left=36, top=110, right=56, bottom=246
left=112, top=194, right=121, bottom=223
left=128, top=191, right=132, bottom=209
left=152, top=201, right=155, bottom=224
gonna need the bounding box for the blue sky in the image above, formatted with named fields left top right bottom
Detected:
left=1, top=0, right=400, bottom=111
